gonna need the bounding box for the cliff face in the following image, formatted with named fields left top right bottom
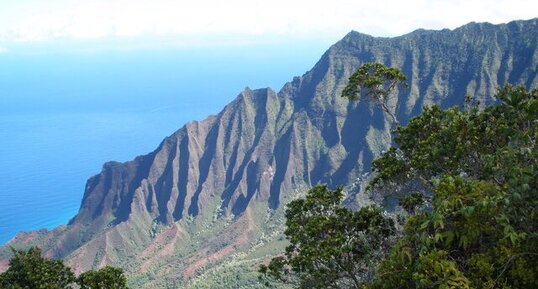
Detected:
left=3, top=19, right=537, bottom=288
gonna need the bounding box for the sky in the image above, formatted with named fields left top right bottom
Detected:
left=0, top=0, right=536, bottom=53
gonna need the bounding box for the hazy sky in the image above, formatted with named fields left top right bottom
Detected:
left=0, top=0, right=536, bottom=51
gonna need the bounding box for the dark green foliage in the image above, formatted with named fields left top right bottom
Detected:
left=342, top=62, right=407, bottom=124
left=0, top=247, right=75, bottom=289
left=259, top=185, right=395, bottom=288
left=77, top=266, right=128, bottom=289
left=370, top=84, right=538, bottom=192
left=0, top=247, right=129, bottom=289
left=263, top=80, right=538, bottom=288
left=370, top=85, right=538, bottom=288
left=398, top=193, right=424, bottom=214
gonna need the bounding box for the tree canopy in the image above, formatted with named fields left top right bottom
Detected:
left=0, top=247, right=129, bottom=289
left=78, top=266, right=128, bottom=289
left=370, top=84, right=538, bottom=289
left=0, top=247, right=75, bottom=289
left=341, top=62, right=407, bottom=125
left=260, top=62, right=538, bottom=288
left=259, top=186, right=395, bottom=288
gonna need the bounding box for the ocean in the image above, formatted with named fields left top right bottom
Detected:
left=0, top=40, right=331, bottom=244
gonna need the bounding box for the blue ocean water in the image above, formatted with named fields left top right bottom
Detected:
left=0, top=41, right=331, bottom=244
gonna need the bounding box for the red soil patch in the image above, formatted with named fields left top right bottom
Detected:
left=182, top=208, right=254, bottom=278
left=139, top=224, right=185, bottom=272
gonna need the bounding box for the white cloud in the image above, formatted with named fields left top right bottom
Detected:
left=0, top=0, right=536, bottom=44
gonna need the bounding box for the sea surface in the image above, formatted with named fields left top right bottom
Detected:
left=0, top=40, right=331, bottom=244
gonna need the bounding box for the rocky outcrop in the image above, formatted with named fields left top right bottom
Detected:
left=2, top=19, right=537, bottom=288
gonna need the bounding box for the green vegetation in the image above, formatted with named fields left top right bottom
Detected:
left=78, top=266, right=128, bottom=289
left=0, top=247, right=128, bottom=289
left=260, top=63, right=538, bottom=288
left=370, top=84, right=538, bottom=288
left=127, top=188, right=307, bottom=289
left=259, top=186, right=394, bottom=288
left=341, top=62, right=408, bottom=125
left=0, top=247, right=75, bottom=289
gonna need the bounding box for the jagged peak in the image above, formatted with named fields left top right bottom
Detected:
left=341, top=18, right=538, bottom=43
left=342, top=30, right=375, bottom=41
left=102, top=161, right=122, bottom=169
left=239, top=86, right=275, bottom=96
left=232, top=87, right=278, bottom=107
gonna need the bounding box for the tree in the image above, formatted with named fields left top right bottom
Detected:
left=369, top=84, right=538, bottom=288
left=341, top=62, right=407, bottom=125
left=259, top=185, right=395, bottom=288
left=261, top=61, right=537, bottom=287
left=0, top=247, right=75, bottom=289
left=77, top=266, right=128, bottom=289
left=259, top=64, right=407, bottom=289
left=0, top=247, right=130, bottom=289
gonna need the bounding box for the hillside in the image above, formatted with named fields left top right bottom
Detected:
left=2, top=19, right=537, bottom=288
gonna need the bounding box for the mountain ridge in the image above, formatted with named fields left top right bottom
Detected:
left=2, top=18, right=537, bottom=288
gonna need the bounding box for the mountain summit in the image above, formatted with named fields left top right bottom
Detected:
left=2, top=19, right=537, bottom=288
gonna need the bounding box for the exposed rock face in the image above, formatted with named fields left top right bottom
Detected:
left=2, top=19, right=537, bottom=288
